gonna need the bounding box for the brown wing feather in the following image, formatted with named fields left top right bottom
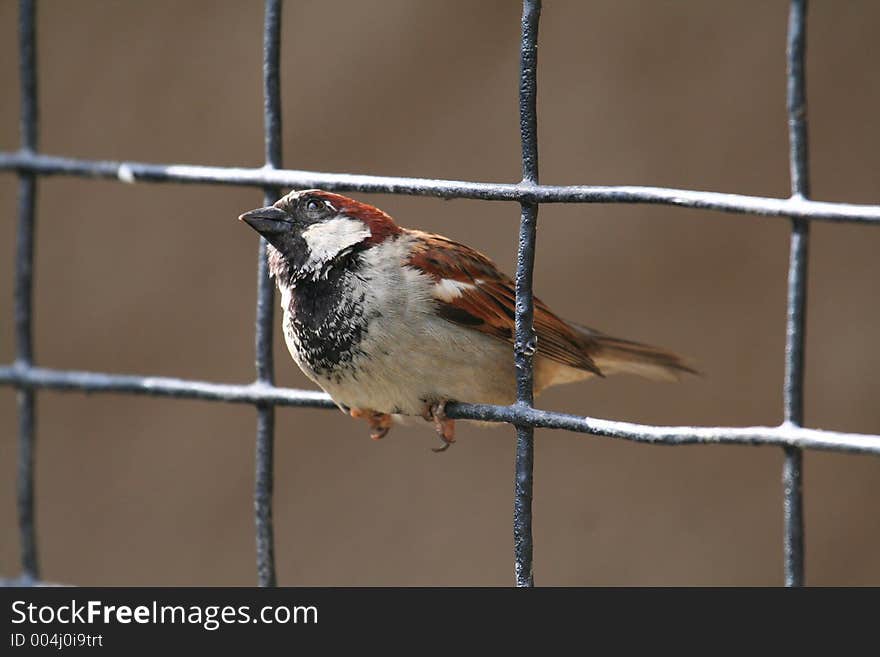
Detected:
left=406, top=231, right=602, bottom=375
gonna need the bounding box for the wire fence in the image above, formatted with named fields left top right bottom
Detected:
left=3, top=0, right=880, bottom=587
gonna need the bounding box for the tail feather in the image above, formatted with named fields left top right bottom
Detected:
left=569, top=322, right=699, bottom=382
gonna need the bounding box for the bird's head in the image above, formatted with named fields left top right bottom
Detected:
left=239, top=189, right=401, bottom=283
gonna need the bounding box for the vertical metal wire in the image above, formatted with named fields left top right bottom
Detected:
left=513, top=0, right=541, bottom=588
left=782, top=0, right=809, bottom=587
left=254, top=0, right=283, bottom=587
left=15, top=0, right=39, bottom=582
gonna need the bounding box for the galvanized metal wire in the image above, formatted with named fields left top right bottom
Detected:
left=782, top=0, right=810, bottom=588
left=13, top=0, right=39, bottom=585
left=511, top=0, right=541, bottom=588
left=3, top=0, right=879, bottom=587
left=253, top=0, right=284, bottom=589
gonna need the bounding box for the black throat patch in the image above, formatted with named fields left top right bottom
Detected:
left=283, top=258, right=371, bottom=379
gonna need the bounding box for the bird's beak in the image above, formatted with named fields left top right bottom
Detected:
left=239, top=205, right=290, bottom=236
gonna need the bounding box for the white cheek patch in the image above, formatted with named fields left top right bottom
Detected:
left=301, top=217, right=371, bottom=265
left=433, top=278, right=476, bottom=302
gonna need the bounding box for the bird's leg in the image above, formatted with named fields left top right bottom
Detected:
left=349, top=408, right=392, bottom=441
left=422, top=401, right=455, bottom=453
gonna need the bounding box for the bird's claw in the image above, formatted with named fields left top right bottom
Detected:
left=350, top=408, right=392, bottom=441
left=423, top=401, right=455, bottom=453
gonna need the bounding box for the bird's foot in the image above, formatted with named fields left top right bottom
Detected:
left=349, top=408, right=392, bottom=441
left=422, top=401, right=455, bottom=453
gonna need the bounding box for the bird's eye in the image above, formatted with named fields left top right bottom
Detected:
left=303, top=197, right=329, bottom=221
left=299, top=196, right=334, bottom=222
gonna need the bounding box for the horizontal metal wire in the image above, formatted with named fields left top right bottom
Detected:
left=2, top=364, right=879, bottom=456
left=0, top=364, right=336, bottom=408
left=2, top=150, right=880, bottom=224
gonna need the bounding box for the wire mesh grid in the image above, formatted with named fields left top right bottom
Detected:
left=3, top=0, right=880, bottom=587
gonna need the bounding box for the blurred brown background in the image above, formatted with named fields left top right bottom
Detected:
left=1, top=1, right=879, bottom=586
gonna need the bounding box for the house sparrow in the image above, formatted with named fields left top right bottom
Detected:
left=240, top=190, right=695, bottom=451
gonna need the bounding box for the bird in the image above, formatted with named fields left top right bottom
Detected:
left=240, top=190, right=696, bottom=451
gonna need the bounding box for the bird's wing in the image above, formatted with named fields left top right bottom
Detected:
left=405, top=230, right=601, bottom=375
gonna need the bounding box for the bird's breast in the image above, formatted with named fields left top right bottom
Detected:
left=278, top=268, right=374, bottom=381
left=277, top=236, right=487, bottom=415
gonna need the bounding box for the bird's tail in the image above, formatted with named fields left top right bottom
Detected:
left=570, top=322, right=699, bottom=382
